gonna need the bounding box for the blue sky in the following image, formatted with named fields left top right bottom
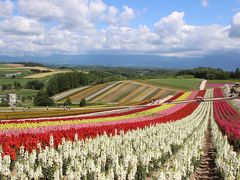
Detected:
left=0, top=0, right=240, bottom=57
left=105, top=0, right=239, bottom=26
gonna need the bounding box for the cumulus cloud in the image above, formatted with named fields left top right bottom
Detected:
left=0, top=0, right=14, bottom=17
left=0, top=1, right=240, bottom=57
left=18, top=0, right=63, bottom=20
left=101, top=25, right=158, bottom=52
left=154, top=11, right=189, bottom=44
left=101, top=6, right=119, bottom=25
left=119, top=5, right=135, bottom=25
left=89, top=0, right=107, bottom=20
left=17, top=0, right=135, bottom=29
left=229, top=12, right=240, bottom=38
left=0, top=16, right=44, bottom=35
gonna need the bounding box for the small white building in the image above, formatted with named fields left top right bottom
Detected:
left=5, top=72, right=22, bottom=78
left=6, top=94, right=17, bottom=107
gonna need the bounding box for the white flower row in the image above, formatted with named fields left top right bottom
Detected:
left=154, top=89, right=213, bottom=179
left=211, top=106, right=240, bottom=180
left=157, top=102, right=210, bottom=180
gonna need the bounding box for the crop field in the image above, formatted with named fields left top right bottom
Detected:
left=0, top=63, right=71, bottom=79
left=0, top=63, right=51, bottom=86
left=0, top=87, right=239, bottom=179
left=67, top=83, right=114, bottom=103
left=23, top=70, right=70, bottom=78
left=0, top=106, right=123, bottom=120
left=59, top=81, right=178, bottom=104
left=0, top=63, right=32, bottom=74
left=140, top=78, right=202, bottom=90
left=206, top=79, right=240, bottom=88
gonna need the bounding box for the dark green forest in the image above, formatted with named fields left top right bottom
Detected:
left=177, top=67, right=240, bottom=80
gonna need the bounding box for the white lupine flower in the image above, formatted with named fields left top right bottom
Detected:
left=1, top=155, right=11, bottom=176
left=50, top=135, right=54, bottom=146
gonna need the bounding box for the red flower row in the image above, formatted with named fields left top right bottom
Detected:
left=213, top=88, right=240, bottom=150
left=1, top=103, right=201, bottom=160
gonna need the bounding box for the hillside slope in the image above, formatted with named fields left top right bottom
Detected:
left=55, top=81, right=178, bottom=104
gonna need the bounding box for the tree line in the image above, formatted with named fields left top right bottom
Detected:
left=46, top=71, right=126, bottom=96
left=1, top=80, right=44, bottom=91
left=177, top=67, right=240, bottom=80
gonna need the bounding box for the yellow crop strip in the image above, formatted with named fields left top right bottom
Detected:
left=175, top=91, right=192, bottom=101
left=0, top=104, right=173, bottom=130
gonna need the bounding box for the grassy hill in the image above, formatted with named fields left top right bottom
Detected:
left=139, top=78, right=202, bottom=91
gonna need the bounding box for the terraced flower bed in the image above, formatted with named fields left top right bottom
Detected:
left=0, top=88, right=239, bottom=179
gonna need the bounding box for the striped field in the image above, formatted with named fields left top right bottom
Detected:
left=56, top=81, right=178, bottom=104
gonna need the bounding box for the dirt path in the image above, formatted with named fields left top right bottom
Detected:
left=199, top=79, right=207, bottom=90
left=191, top=120, right=222, bottom=180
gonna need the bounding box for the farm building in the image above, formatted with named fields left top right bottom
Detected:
left=5, top=72, right=22, bottom=77
left=0, top=94, right=17, bottom=106
left=7, top=94, right=17, bottom=107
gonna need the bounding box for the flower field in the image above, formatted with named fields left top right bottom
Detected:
left=0, top=88, right=240, bottom=179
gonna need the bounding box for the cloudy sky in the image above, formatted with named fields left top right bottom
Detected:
left=0, top=0, right=240, bottom=57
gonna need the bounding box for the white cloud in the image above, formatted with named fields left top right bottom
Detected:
left=89, top=0, right=107, bottom=20
left=229, top=12, right=240, bottom=38
left=17, top=0, right=135, bottom=29
left=154, top=11, right=187, bottom=44
left=101, top=25, right=158, bottom=52
left=0, top=0, right=14, bottom=17
left=101, top=6, right=118, bottom=25
left=0, top=2, right=240, bottom=57
left=119, top=5, right=135, bottom=25
left=201, top=0, right=209, bottom=7
left=0, top=16, right=44, bottom=35
left=18, top=0, right=63, bottom=20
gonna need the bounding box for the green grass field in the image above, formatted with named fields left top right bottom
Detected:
left=140, top=78, right=202, bottom=90
left=0, top=89, right=38, bottom=97
left=0, top=76, right=50, bottom=85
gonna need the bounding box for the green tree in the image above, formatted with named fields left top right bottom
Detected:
left=46, top=72, right=90, bottom=96
left=79, top=98, right=87, bottom=107
left=14, top=81, right=22, bottom=90
left=0, top=100, right=8, bottom=107
left=34, top=91, right=54, bottom=106
left=235, top=68, right=240, bottom=78
left=65, top=97, right=72, bottom=106
left=26, top=80, right=44, bottom=90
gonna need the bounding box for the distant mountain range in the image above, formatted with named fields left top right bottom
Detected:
left=0, top=52, right=239, bottom=70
